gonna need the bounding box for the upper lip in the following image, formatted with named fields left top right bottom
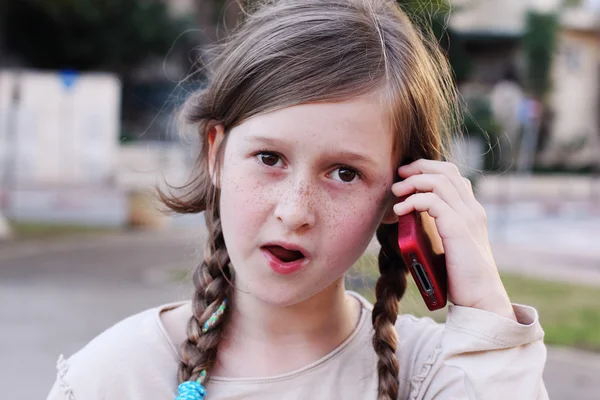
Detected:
left=261, top=241, right=311, bottom=259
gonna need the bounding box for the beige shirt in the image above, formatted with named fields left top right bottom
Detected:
left=47, top=291, right=548, bottom=400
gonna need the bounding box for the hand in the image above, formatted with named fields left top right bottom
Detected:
left=391, top=159, right=516, bottom=321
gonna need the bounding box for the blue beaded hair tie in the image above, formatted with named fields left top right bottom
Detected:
left=175, top=300, right=227, bottom=400
left=176, top=379, right=206, bottom=400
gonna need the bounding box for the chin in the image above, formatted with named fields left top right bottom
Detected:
left=230, top=253, right=344, bottom=308
left=240, top=277, right=325, bottom=308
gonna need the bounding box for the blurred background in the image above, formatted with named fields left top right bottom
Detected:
left=0, top=0, right=599, bottom=399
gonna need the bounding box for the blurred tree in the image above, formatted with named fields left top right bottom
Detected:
left=523, top=12, right=559, bottom=101
left=399, top=0, right=471, bottom=82
left=521, top=12, right=559, bottom=169
left=461, top=95, right=502, bottom=171
left=1, top=0, right=189, bottom=76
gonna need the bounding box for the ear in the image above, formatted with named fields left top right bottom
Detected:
left=207, top=123, right=226, bottom=186
left=380, top=201, right=398, bottom=224
left=380, top=192, right=398, bottom=225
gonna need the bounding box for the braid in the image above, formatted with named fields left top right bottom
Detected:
left=178, top=203, right=234, bottom=383
left=372, top=222, right=409, bottom=400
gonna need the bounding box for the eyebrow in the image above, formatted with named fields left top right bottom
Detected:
left=245, top=135, right=378, bottom=167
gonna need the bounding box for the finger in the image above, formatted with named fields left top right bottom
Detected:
left=398, top=159, right=473, bottom=204
left=393, top=192, right=466, bottom=239
left=393, top=192, right=453, bottom=220
left=463, top=177, right=473, bottom=195
left=391, top=174, right=469, bottom=214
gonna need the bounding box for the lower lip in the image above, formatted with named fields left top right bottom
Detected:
left=261, top=248, right=308, bottom=275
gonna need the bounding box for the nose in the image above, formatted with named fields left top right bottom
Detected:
left=274, top=178, right=316, bottom=232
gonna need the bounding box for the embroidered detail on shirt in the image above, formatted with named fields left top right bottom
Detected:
left=408, top=344, right=442, bottom=400
left=56, top=354, right=76, bottom=400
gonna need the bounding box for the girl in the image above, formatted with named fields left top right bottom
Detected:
left=47, top=0, right=548, bottom=399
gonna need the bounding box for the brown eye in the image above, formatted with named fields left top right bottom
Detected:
left=334, top=167, right=358, bottom=183
left=258, top=152, right=281, bottom=167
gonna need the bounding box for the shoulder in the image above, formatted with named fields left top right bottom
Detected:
left=349, top=291, right=443, bottom=355
left=349, top=292, right=444, bottom=375
left=47, top=302, right=185, bottom=400
left=395, top=312, right=444, bottom=357
left=349, top=291, right=445, bottom=396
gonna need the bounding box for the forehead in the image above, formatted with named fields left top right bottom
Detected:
left=231, top=94, right=394, bottom=159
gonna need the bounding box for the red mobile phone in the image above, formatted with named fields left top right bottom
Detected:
left=397, top=207, right=448, bottom=311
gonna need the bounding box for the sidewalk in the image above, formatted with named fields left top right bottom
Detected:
left=0, top=230, right=197, bottom=400
left=544, top=347, right=600, bottom=400
left=485, top=200, right=600, bottom=286
left=492, top=242, right=600, bottom=286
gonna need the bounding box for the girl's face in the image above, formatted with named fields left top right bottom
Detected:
left=214, top=94, right=396, bottom=306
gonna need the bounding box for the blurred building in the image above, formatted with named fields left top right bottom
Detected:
left=450, top=0, right=600, bottom=171
left=450, top=0, right=562, bottom=84
left=543, top=4, right=600, bottom=168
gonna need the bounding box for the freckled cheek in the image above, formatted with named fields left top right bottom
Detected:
left=323, top=183, right=389, bottom=230
left=320, top=191, right=387, bottom=268
left=220, top=172, right=272, bottom=229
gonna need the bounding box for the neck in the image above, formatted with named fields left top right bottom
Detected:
left=215, top=278, right=362, bottom=377
left=232, top=279, right=359, bottom=341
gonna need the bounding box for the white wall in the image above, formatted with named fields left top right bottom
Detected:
left=0, top=70, right=125, bottom=226
left=0, top=70, right=121, bottom=187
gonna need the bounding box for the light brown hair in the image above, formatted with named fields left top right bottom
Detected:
left=160, top=1, right=458, bottom=398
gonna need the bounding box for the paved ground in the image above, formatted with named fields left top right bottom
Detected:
left=487, top=201, right=600, bottom=286
left=1, top=205, right=600, bottom=399
left=0, top=230, right=198, bottom=400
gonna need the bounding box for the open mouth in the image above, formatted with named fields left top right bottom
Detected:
left=262, top=245, right=305, bottom=263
